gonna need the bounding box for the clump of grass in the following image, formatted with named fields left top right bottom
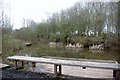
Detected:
left=2, top=37, right=25, bottom=63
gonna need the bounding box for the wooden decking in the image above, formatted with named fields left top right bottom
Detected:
left=7, top=56, right=120, bottom=78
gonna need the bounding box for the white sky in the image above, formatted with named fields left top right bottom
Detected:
left=10, top=0, right=81, bottom=29
left=9, top=0, right=118, bottom=29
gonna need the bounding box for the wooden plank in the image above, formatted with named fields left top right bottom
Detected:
left=0, top=63, right=10, bottom=69
left=42, top=56, right=118, bottom=63
left=7, top=56, right=120, bottom=70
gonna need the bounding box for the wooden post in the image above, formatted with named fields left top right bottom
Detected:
left=21, top=61, right=24, bottom=68
left=54, top=64, right=62, bottom=76
left=54, top=64, right=57, bottom=76
left=58, top=65, right=62, bottom=76
left=32, top=62, right=36, bottom=67
left=113, top=70, right=120, bottom=78
left=113, top=70, right=117, bottom=77
left=117, top=70, right=120, bottom=78
left=15, top=60, right=18, bottom=69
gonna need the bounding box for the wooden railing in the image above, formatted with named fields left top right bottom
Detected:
left=7, top=56, right=120, bottom=78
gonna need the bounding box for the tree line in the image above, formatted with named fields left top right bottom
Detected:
left=1, top=2, right=120, bottom=50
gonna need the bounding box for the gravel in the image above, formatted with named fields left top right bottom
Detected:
left=2, top=69, right=66, bottom=80
left=1, top=69, right=116, bottom=80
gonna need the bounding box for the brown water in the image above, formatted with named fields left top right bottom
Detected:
left=21, top=48, right=120, bottom=63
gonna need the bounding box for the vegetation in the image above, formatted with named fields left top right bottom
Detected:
left=12, top=2, right=119, bottom=47
left=0, top=2, right=120, bottom=62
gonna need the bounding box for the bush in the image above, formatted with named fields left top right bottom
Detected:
left=49, top=34, right=62, bottom=43
left=79, top=37, right=93, bottom=48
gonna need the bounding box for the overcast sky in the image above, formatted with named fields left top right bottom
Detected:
left=9, top=0, right=118, bottom=29
left=9, top=0, right=81, bottom=29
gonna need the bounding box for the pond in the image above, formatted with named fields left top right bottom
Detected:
left=17, top=44, right=120, bottom=63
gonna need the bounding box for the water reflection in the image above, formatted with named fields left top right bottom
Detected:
left=22, top=50, right=120, bottom=63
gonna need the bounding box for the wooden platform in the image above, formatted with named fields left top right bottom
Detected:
left=7, top=56, right=120, bottom=78
left=0, top=63, right=10, bottom=69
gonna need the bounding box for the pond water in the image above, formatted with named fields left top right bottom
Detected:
left=19, top=44, right=120, bottom=63
left=16, top=45, right=119, bottom=78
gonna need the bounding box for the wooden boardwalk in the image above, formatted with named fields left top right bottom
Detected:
left=7, top=56, right=120, bottom=78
